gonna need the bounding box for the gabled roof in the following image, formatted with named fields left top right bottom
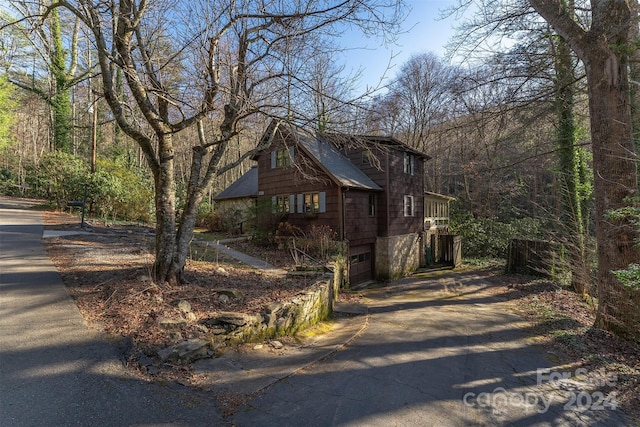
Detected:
left=214, top=166, right=258, bottom=200
left=325, top=134, right=431, bottom=160
left=250, top=120, right=382, bottom=191
left=296, top=133, right=382, bottom=191
left=424, top=191, right=456, bottom=201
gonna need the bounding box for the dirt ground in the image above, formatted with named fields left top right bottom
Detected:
left=42, top=209, right=639, bottom=422
left=42, top=210, right=349, bottom=380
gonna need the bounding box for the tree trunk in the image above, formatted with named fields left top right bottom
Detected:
left=585, top=48, right=640, bottom=337
left=172, top=147, right=208, bottom=284
left=173, top=195, right=204, bottom=283
left=554, top=33, right=590, bottom=295
left=529, top=0, right=640, bottom=340
left=630, top=2, right=640, bottom=182
left=153, top=133, right=179, bottom=285
left=155, top=136, right=218, bottom=285
left=50, top=8, right=73, bottom=152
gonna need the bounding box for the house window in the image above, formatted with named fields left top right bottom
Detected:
left=304, top=193, right=320, bottom=213
left=362, top=150, right=373, bottom=165
left=273, top=195, right=290, bottom=214
left=403, top=195, right=414, bottom=217
left=403, top=152, right=415, bottom=175
left=276, top=148, right=290, bottom=167
left=296, top=192, right=326, bottom=214
left=350, top=252, right=371, bottom=264
left=368, top=194, right=376, bottom=217
left=271, top=147, right=294, bottom=168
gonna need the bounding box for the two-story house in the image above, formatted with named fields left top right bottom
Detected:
left=217, top=120, right=432, bottom=284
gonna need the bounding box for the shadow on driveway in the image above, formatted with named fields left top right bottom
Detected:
left=229, top=269, right=632, bottom=426
left=0, top=199, right=224, bottom=426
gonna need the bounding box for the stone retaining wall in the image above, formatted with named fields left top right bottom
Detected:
left=156, top=262, right=346, bottom=364
left=203, top=263, right=344, bottom=345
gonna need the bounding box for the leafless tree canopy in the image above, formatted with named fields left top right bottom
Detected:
left=6, top=0, right=405, bottom=284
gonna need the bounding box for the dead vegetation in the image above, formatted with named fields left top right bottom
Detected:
left=42, top=210, right=333, bottom=379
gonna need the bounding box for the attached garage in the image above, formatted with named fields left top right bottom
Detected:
left=349, top=244, right=374, bottom=285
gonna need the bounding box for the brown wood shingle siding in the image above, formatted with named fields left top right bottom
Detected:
left=343, top=146, right=424, bottom=238
left=221, top=122, right=438, bottom=285
left=343, top=190, right=378, bottom=246
left=342, top=147, right=389, bottom=236
left=256, top=137, right=342, bottom=234
left=386, top=151, right=424, bottom=236
left=256, top=129, right=426, bottom=245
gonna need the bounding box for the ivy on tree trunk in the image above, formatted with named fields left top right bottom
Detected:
left=530, top=0, right=640, bottom=339
left=50, top=8, right=73, bottom=152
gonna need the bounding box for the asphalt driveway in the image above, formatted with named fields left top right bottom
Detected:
left=231, top=272, right=632, bottom=426
left=0, top=198, right=223, bottom=426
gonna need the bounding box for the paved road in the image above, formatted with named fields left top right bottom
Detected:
left=0, top=198, right=223, bottom=426
left=232, top=274, right=632, bottom=426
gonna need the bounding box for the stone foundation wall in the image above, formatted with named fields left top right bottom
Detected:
left=375, top=233, right=420, bottom=281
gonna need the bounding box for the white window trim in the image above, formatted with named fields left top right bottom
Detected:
left=403, top=152, right=415, bottom=175
left=403, top=195, right=414, bottom=217
left=368, top=193, right=376, bottom=217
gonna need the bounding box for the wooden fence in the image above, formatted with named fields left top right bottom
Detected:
left=429, top=234, right=462, bottom=267
left=506, top=239, right=563, bottom=276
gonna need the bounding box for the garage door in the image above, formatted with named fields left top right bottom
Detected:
left=349, top=244, right=373, bottom=285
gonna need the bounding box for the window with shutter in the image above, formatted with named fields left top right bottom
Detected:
left=273, top=195, right=289, bottom=214
left=272, top=148, right=291, bottom=168
left=299, top=192, right=325, bottom=214
left=304, top=193, right=319, bottom=213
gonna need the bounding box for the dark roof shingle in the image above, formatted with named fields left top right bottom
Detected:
left=214, top=167, right=258, bottom=200
left=296, top=133, right=382, bottom=191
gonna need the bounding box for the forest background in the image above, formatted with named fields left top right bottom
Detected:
left=0, top=0, right=638, bottom=340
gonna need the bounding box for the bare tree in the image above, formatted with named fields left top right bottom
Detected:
left=442, top=0, right=638, bottom=337
left=448, top=0, right=593, bottom=288
left=527, top=0, right=640, bottom=338
left=364, top=53, right=457, bottom=192
left=388, top=53, right=454, bottom=149
left=2, top=2, right=91, bottom=152
left=29, top=0, right=404, bottom=285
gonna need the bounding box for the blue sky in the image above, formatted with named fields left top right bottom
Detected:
left=339, top=0, right=460, bottom=93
